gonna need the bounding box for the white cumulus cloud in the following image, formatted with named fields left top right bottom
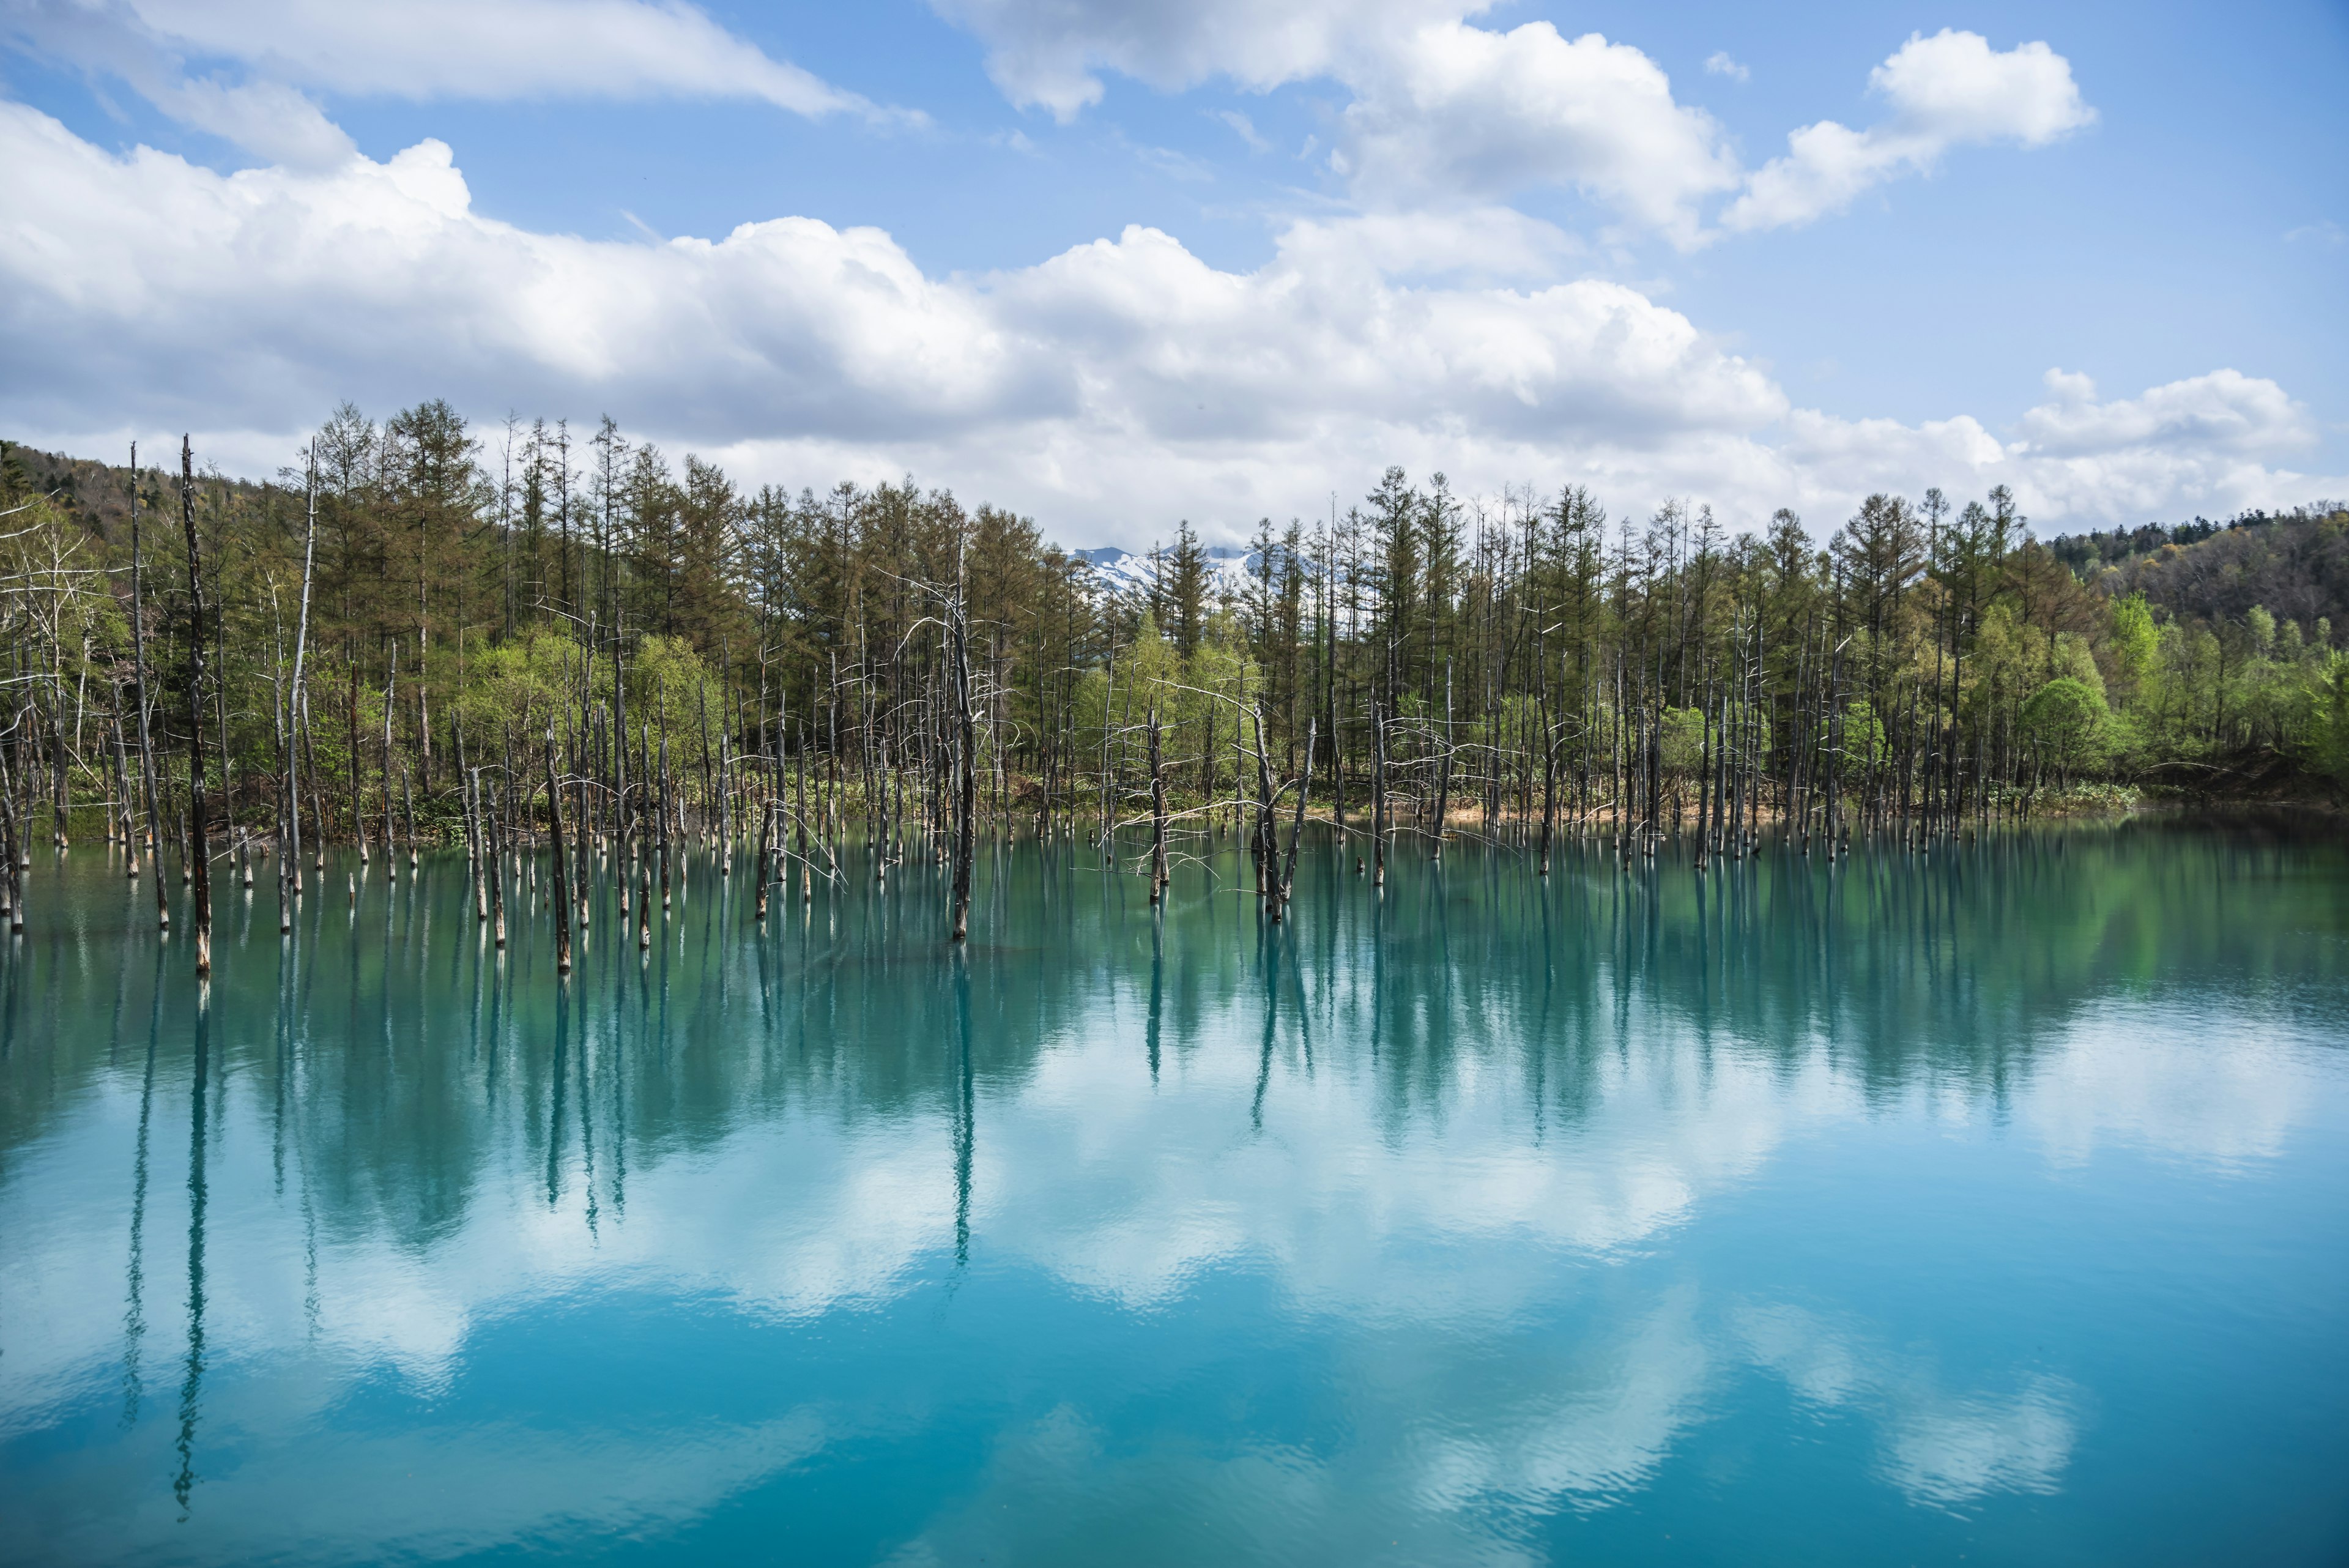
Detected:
left=2016, top=366, right=2315, bottom=459
left=932, top=0, right=1740, bottom=240
left=0, top=104, right=2332, bottom=544
left=1334, top=20, right=1739, bottom=243
left=1726, top=29, right=2094, bottom=232
left=927, top=6, right=2091, bottom=249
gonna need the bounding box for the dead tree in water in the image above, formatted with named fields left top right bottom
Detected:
left=177, top=437, right=215, bottom=976
left=543, top=725, right=572, bottom=975
left=280, top=449, right=317, bottom=916
left=796, top=719, right=812, bottom=904
left=1430, top=660, right=1453, bottom=862
left=0, top=743, right=21, bottom=934
left=574, top=697, right=593, bottom=931
left=459, top=734, right=486, bottom=920
left=1146, top=705, right=1167, bottom=903
left=482, top=770, right=507, bottom=948
left=754, top=762, right=774, bottom=923
left=949, top=545, right=976, bottom=943
left=1275, top=717, right=1315, bottom=920
left=128, top=444, right=168, bottom=929
left=657, top=697, right=673, bottom=913
left=1250, top=705, right=1277, bottom=905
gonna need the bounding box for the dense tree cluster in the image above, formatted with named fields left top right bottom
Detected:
left=1, top=405, right=2345, bottom=947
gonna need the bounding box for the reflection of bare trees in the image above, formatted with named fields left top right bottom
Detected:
left=174, top=996, right=210, bottom=1517
left=0, top=820, right=2339, bottom=1265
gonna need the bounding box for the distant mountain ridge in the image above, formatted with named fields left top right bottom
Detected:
left=1074, top=544, right=1262, bottom=600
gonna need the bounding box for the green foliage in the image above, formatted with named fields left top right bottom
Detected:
left=1834, top=700, right=1886, bottom=768
left=1659, top=705, right=1705, bottom=775
left=2307, top=653, right=2349, bottom=785
left=2107, top=593, right=2158, bottom=697
left=1069, top=611, right=1260, bottom=803
left=2021, top=677, right=2109, bottom=779
left=457, top=627, right=575, bottom=738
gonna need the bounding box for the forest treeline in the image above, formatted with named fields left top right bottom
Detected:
left=1, top=404, right=2346, bottom=947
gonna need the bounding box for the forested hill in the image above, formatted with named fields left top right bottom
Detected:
left=2053, top=505, right=2349, bottom=631
left=2, top=438, right=231, bottom=536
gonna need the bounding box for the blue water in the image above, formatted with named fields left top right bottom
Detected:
left=3, top=818, right=2346, bottom=1565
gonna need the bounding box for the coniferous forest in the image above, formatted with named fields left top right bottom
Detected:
left=1, top=407, right=2345, bottom=960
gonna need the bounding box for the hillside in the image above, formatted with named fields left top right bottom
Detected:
left=2055, top=503, right=2349, bottom=631
left=1, top=437, right=279, bottom=540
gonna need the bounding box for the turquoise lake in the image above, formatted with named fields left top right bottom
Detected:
left=3, top=818, right=2346, bottom=1566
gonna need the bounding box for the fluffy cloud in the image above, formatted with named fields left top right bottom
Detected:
left=2016, top=366, right=2314, bottom=459
left=936, top=0, right=1742, bottom=237
left=932, top=6, right=2089, bottom=247
left=0, top=106, right=1030, bottom=431
left=0, top=102, right=1775, bottom=510
left=1334, top=20, right=1739, bottom=242
left=1773, top=366, right=2334, bottom=529
left=1725, top=30, right=2094, bottom=232
left=15, top=2, right=2093, bottom=247
left=2004, top=373, right=2310, bottom=533
left=1, top=103, right=2332, bottom=544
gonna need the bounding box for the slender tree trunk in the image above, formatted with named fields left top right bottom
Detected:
left=177, top=437, right=214, bottom=976
left=951, top=556, right=976, bottom=942
left=1146, top=705, right=1167, bottom=904
left=754, top=766, right=773, bottom=923
left=658, top=715, right=673, bottom=912
left=1431, top=659, right=1453, bottom=860
left=1252, top=705, right=1277, bottom=908
left=284, top=455, right=317, bottom=901
left=543, top=726, right=571, bottom=974
left=487, top=775, right=507, bottom=948
left=1276, top=717, right=1316, bottom=917
left=0, top=741, right=22, bottom=934
left=128, top=445, right=169, bottom=929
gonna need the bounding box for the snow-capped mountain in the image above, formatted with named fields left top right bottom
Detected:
left=1074, top=544, right=1264, bottom=601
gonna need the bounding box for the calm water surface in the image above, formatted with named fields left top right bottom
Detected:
left=3, top=819, right=2347, bottom=1566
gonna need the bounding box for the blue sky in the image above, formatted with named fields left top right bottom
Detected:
left=1, top=0, right=2342, bottom=546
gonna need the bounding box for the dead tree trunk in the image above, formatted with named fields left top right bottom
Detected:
left=950, top=551, right=977, bottom=942
left=1146, top=705, right=1167, bottom=903
left=1252, top=705, right=1277, bottom=910
left=543, top=726, right=571, bottom=975
left=1275, top=717, right=1316, bottom=918
left=128, top=444, right=168, bottom=929
left=177, top=437, right=214, bottom=976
